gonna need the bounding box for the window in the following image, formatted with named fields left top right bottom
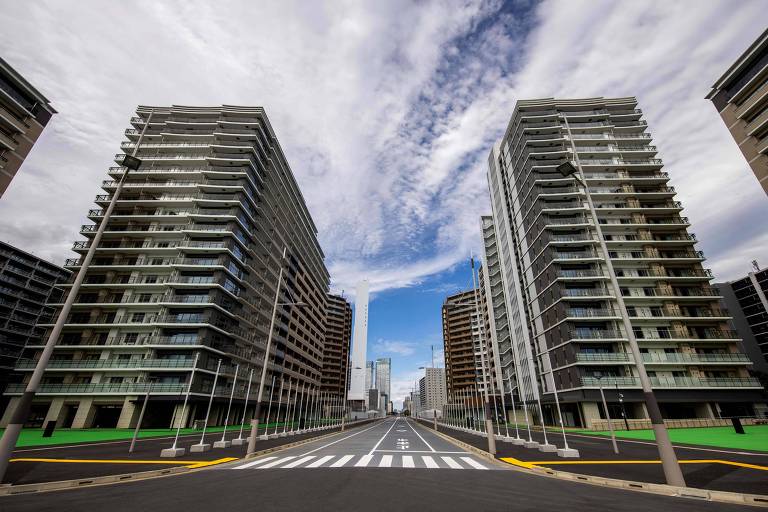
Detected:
left=131, top=313, right=145, bottom=323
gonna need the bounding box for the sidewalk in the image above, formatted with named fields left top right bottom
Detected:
left=416, top=419, right=768, bottom=495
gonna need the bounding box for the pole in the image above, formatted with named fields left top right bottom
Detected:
left=562, top=115, right=684, bottom=486
left=260, top=375, right=276, bottom=440
left=469, top=257, right=496, bottom=454
left=616, top=382, right=630, bottom=431
left=193, top=358, right=221, bottom=451
left=215, top=363, right=239, bottom=447
left=129, top=381, right=152, bottom=453
left=599, top=381, right=619, bottom=454
left=0, top=110, right=155, bottom=480
left=233, top=367, right=254, bottom=445
left=162, top=353, right=199, bottom=456
left=295, top=382, right=306, bottom=434
left=301, top=382, right=311, bottom=433
left=506, top=369, right=521, bottom=440
left=499, top=372, right=511, bottom=440
left=272, top=377, right=285, bottom=437
left=247, top=247, right=287, bottom=455
left=281, top=381, right=292, bottom=436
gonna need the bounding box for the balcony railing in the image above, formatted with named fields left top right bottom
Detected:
left=3, top=383, right=188, bottom=394
left=561, top=288, right=613, bottom=297
left=576, top=353, right=630, bottom=362
left=569, top=329, right=624, bottom=339
left=15, top=358, right=196, bottom=370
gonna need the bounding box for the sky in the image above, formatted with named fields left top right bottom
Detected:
left=1, top=0, right=767, bottom=408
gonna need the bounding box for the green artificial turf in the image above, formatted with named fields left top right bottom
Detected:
left=577, top=425, right=768, bottom=452
left=1, top=419, right=338, bottom=448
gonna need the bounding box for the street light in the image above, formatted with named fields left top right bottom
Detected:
left=594, top=373, right=619, bottom=454
left=556, top=113, right=685, bottom=487
left=246, top=246, right=306, bottom=455
left=0, top=110, right=155, bottom=482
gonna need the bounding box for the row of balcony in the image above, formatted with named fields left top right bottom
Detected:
left=580, top=376, right=762, bottom=388
left=566, top=307, right=728, bottom=319
left=567, top=328, right=738, bottom=341
left=574, top=352, right=751, bottom=364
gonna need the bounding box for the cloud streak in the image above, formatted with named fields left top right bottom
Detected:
left=0, top=0, right=765, bottom=304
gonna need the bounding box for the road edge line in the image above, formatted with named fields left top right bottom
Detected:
left=418, top=419, right=768, bottom=508
left=0, top=420, right=376, bottom=497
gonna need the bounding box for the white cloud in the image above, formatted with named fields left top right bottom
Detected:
left=0, top=0, right=765, bottom=299
left=374, top=339, right=417, bottom=357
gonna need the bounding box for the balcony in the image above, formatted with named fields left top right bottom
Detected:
left=561, top=288, right=613, bottom=297
left=569, top=329, right=625, bottom=340
left=566, top=308, right=617, bottom=318
left=649, top=376, right=762, bottom=388
left=581, top=376, right=639, bottom=387
left=15, top=358, right=197, bottom=370
left=576, top=353, right=630, bottom=362
left=3, top=382, right=188, bottom=395
left=641, top=353, right=751, bottom=364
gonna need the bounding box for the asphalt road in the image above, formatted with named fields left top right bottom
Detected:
left=0, top=418, right=753, bottom=512
left=6, top=420, right=373, bottom=485
left=420, top=419, right=768, bottom=495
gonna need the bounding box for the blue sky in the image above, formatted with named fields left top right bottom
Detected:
left=1, top=1, right=767, bottom=407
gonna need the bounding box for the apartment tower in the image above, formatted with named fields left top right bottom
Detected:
left=2, top=105, right=330, bottom=429
left=0, top=57, right=57, bottom=197
left=321, top=293, right=352, bottom=396
left=707, top=28, right=768, bottom=195
left=485, top=97, right=762, bottom=427
left=442, top=289, right=483, bottom=396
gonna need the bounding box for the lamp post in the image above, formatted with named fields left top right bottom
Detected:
left=342, top=365, right=361, bottom=431
left=129, top=379, right=154, bottom=454
left=214, top=363, right=239, bottom=449
left=246, top=246, right=306, bottom=455
left=595, top=374, right=619, bottom=454
left=556, top=113, right=685, bottom=487
left=0, top=111, right=154, bottom=481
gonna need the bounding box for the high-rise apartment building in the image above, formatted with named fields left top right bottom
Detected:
left=442, top=289, right=483, bottom=396
left=707, top=29, right=768, bottom=195
left=348, top=281, right=369, bottom=402
left=485, top=97, right=763, bottom=427
left=321, top=293, right=352, bottom=395
left=375, top=357, right=391, bottom=400
left=716, top=264, right=768, bottom=375
left=0, top=57, right=56, bottom=197
left=1, top=105, right=330, bottom=429
left=365, top=360, right=375, bottom=392
left=0, top=242, right=70, bottom=420
left=418, top=367, right=447, bottom=412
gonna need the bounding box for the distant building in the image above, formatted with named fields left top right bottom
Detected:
left=368, top=388, right=380, bottom=411
left=0, top=57, right=57, bottom=197
left=442, top=289, right=483, bottom=396
left=0, top=241, right=70, bottom=419
left=418, top=367, right=447, bottom=412
left=375, top=357, right=391, bottom=400
left=348, top=281, right=369, bottom=402
left=707, top=28, right=768, bottom=195
left=322, top=294, right=352, bottom=396
left=715, top=264, right=768, bottom=377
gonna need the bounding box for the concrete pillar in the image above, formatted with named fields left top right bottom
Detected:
left=70, top=398, right=96, bottom=429
left=170, top=402, right=192, bottom=429
left=581, top=402, right=601, bottom=429
left=43, top=398, right=66, bottom=425
left=0, top=397, right=20, bottom=427
left=116, top=396, right=139, bottom=428
left=695, top=402, right=715, bottom=419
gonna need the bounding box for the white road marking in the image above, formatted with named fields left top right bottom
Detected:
left=460, top=457, right=488, bottom=470
left=367, top=418, right=400, bottom=455
left=404, top=419, right=436, bottom=452
left=233, top=456, right=278, bottom=469
left=258, top=456, right=297, bottom=469
left=329, top=455, right=354, bottom=467
left=441, top=456, right=463, bottom=469
left=402, top=456, right=415, bottom=468
left=379, top=455, right=393, bottom=467
left=306, top=455, right=335, bottom=468
left=421, top=456, right=439, bottom=468
left=281, top=456, right=316, bottom=468
left=298, top=420, right=384, bottom=456
left=354, top=454, right=374, bottom=467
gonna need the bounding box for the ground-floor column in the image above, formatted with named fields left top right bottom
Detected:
left=0, top=397, right=20, bottom=427
left=70, top=398, right=96, bottom=429
left=581, top=401, right=601, bottom=429
left=116, top=396, right=139, bottom=428
left=43, top=398, right=66, bottom=426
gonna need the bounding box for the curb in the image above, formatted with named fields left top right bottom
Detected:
left=0, top=420, right=374, bottom=497
left=418, top=419, right=768, bottom=508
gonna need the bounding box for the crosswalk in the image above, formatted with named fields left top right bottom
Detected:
left=232, top=454, right=490, bottom=470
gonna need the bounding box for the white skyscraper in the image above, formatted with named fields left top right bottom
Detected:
left=348, top=281, right=369, bottom=401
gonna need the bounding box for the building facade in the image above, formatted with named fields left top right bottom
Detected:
left=707, top=28, right=768, bottom=195
left=0, top=57, right=56, bottom=197
left=0, top=242, right=70, bottom=420
left=716, top=264, right=768, bottom=375
left=375, top=357, right=391, bottom=400
left=418, top=367, right=447, bottom=412
left=1, top=105, right=330, bottom=429
left=442, top=289, right=483, bottom=396
left=321, top=293, right=352, bottom=395
left=486, top=97, right=763, bottom=427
